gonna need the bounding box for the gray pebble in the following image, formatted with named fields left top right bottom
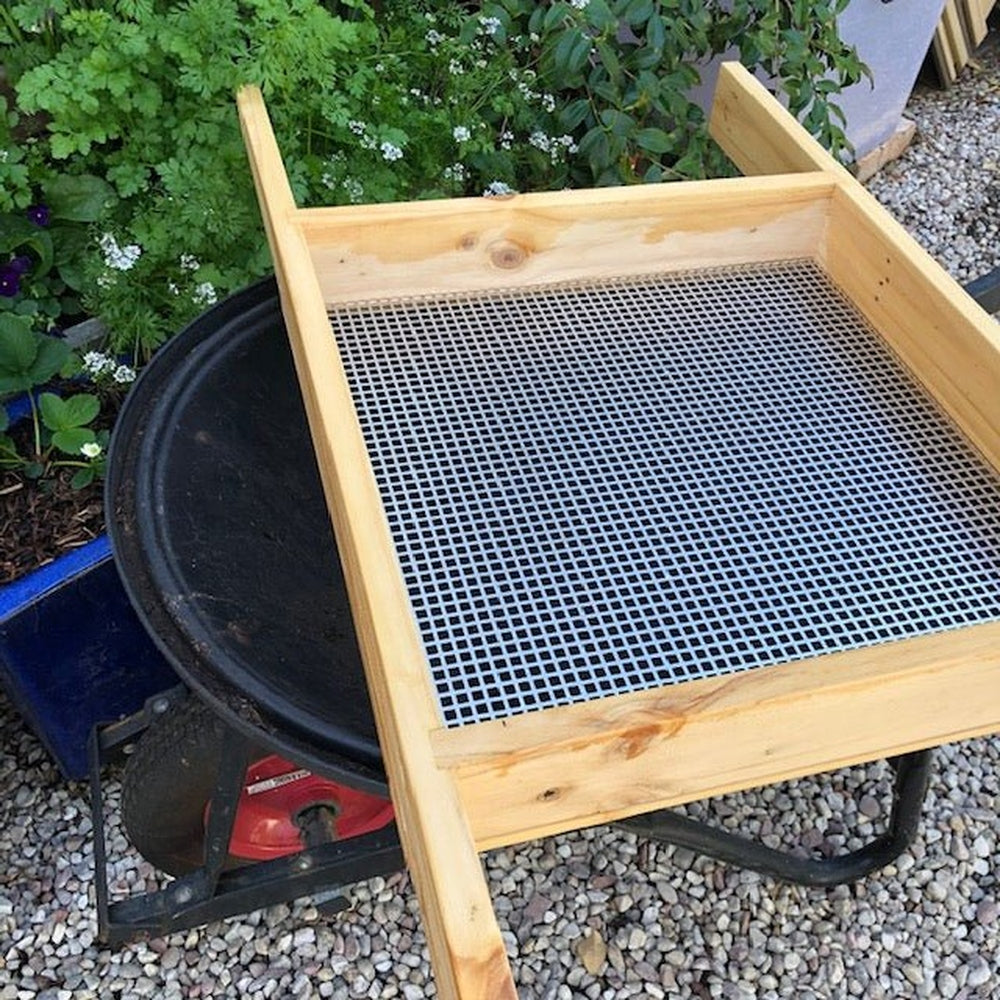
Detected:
left=965, top=956, right=992, bottom=989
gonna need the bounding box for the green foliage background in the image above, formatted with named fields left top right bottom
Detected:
left=0, top=0, right=868, bottom=359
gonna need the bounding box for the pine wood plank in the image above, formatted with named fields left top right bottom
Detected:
left=298, top=175, right=835, bottom=305
left=932, top=23, right=959, bottom=87
left=958, top=0, right=989, bottom=47
left=708, top=63, right=850, bottom=180
left=432, top=624, right=1000, bottom=850
left=824, top=180, right=1000, bottom=475
left=710, top=65, right=1000, bottom=472
left=236, top=85, right=517, bottom=1000
left=942, top=0, right=972, bottom=68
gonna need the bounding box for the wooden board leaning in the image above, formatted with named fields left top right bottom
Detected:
left=237, top=63, right=1000, bottom=998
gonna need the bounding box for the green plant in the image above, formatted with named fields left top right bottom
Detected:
left=3, top=0, right=867, bottom=358
left=0, top=314, right=107, bottom=487
left=1, top=175, right=114, bottom=331
left=471, top=0, right=870, bottom=185
left=6, top=1, right=358, bottom=356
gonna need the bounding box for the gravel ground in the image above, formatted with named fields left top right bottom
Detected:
left=2, top=33, right=999, bottom=1000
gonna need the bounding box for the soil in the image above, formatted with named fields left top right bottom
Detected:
left=1, top=389, right=123, bottom=586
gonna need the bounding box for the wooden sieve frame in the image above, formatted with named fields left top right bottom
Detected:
left=237, top=64, right=1000, bottom=998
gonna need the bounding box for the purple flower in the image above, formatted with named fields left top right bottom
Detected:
left=9, top=255, right=32, bottom=275
left=0, top=265, right=21, bottom=297
left=26, top=204, right=50, bottom=227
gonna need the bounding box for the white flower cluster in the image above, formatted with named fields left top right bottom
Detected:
left=569, top=0, right=590, bottom=9
left=380, top=142, right=404, bottom=162
left=516, top=80, right=538, bottom=103
left=479, top=16, right=502, bottom=37
left=426, top=28, right=444, bottom=46
left=193, top=282, right=218, bottom=306
left=99, top=233, right=142, bottom=272
left=443, top=164, right=467, bottom=183
left=529, top=132, right=579, bottom=161
left=81, top=351, right=137, bottom=384
left=483, top=180, right=515, bottom=197
left=453, top=126, right=471, bottom=143
left=179, top=254, right=200, bottom=272
left=80, top=441, right=102, bottom=459
left=342, top=177, right=365, bottom=203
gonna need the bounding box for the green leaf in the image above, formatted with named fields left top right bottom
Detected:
left=599, top=109, right=635, bottom=138
left=63, top=392, right=100, bottom=428
left=0, top=407, right=8, bottom=433
left=45, top=174, right=116, bottom=222
left=621, top=0, right=654, bottom=26
left=646, top=13, right=666, bottom=53
left=40, top=391, right=99, bottom=431
left=49, top=132, right=86, bottom=159
left=552, top=27, right=591, bottom=79
left=39, top=392, right=68, bottom=431
left=0, top=321, right=38, bottom=377
left=71, top=466, right=96, bottom=489
left=0, top=373, right=33, bottom=394
left=0, top=216, right=53, bottom=277
left=634, top=127, right=674, bottom=154
left=578, top=127, right=612, bottom=171
left=595, top=40, right=622, bottom=86
left=52, top=426, right=96, bottom=455
left=559, top=98, right=592, bottom=131
left=584, top=0, right=616, bottom=32
left=32, top=337, right=71, bottom=385
left=542, top=4, right=566, bottom=32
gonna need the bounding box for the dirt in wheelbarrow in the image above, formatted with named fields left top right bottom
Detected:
left=1, top=388, right=122, bottom=585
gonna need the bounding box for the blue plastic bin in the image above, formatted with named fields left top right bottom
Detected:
left=0, top=394, right=178, bottom=779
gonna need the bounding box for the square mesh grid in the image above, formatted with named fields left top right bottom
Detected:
left=330, top=260, right=1000, bottom=727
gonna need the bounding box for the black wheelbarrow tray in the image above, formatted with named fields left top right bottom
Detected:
left=236, top=63, right=1000, bottom=999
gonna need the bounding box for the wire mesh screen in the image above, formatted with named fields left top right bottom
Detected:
left=331, top=260, right=1000, bottom=727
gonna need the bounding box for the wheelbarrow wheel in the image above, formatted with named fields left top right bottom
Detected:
left=122, top=694, right=395, bottom=877
left=121, top=694, right=252, bottom=876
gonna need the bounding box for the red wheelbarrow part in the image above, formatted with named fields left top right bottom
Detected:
left=122, top=695, right=393, bottom=876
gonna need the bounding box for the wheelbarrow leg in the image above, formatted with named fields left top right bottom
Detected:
left=965, top=265, right=1000, bottom=315
left=618, top=749, right=934, bottom=886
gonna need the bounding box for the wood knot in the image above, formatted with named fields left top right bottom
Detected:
left=537, top=787, right=561, bottom=802
left=458, top=232, right=478, bottom=251
left=489, top=240, right=527, bottom=270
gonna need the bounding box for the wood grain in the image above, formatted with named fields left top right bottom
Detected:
left=300, top=175, right=834, bottom=304
left=433, top=623, right=1000, bottom=850
left=824, top=180, right=1000, bottom=475
left=709, top=63, right=850, bottom=180
left=236, top=85, right=517, bottom=1000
